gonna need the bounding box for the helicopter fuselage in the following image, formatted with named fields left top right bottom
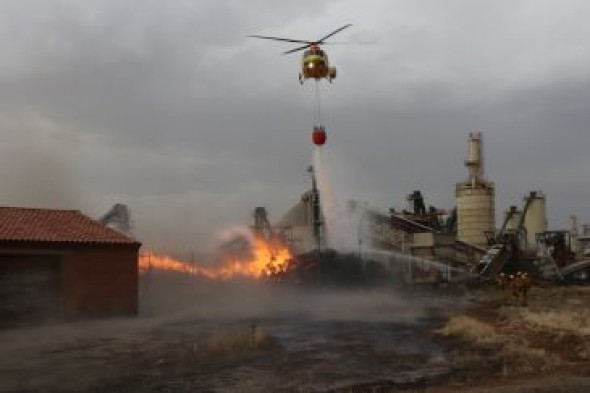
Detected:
left=300, top=46, right=336, bottom=83
left=248, top=24, right=350, bottom=84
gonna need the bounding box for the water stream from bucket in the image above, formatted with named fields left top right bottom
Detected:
left=313, top=147, right=368, bottom=252
left=312, top=149, right=471, bottom=284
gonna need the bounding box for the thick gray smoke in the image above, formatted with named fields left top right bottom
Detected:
left=0, top=116, right=84, bottom=210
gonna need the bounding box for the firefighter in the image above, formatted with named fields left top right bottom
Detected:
left=510, top=272, right=532, bottom=306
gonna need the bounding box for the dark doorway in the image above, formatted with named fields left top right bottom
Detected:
left=0, top=254, right=61, bottom=327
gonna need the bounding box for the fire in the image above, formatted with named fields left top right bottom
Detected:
left=139, top=236, right=293, bottom=279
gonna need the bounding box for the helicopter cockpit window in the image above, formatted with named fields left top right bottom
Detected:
left=304, top=50, right=312, bottom=57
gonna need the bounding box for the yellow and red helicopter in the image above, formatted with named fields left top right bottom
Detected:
left=249, top=24, right=352, bottom=84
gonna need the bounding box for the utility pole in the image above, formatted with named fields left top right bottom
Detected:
left=191, top=250, right=196, bottom=280
left=357, top=202, right=369, bottom=266
left=308, top=166, right=322, bottom=252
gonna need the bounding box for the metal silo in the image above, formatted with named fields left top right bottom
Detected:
left=523, top=191, right=547, bottom=251
left=504, top=206, right=522, bottom=231
left=456, top=132, right=496, bottom=248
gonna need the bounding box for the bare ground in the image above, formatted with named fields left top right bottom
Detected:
left=2, top=284, right=590, bottom=392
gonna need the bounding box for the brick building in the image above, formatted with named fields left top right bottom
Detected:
left=0, top=207, right=141, bottom=325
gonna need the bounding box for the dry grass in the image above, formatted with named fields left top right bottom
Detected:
left=436, top=286, right=590, bottom=382
left=436, top=315, right=502, bottom=344
left=500, top=342, right=561, bottom=375
left=502, top=342, right=546, bottom=358
left=437, top=315, right=562, bottom=375
left=518, top=309, right=590, bottom=335
left=201, top=324, right=274, bottom=354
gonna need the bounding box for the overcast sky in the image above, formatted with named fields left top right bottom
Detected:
left=0, top=0, right=588, bottom=252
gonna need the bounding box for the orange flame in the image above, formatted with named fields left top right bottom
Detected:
left=139, top=236, right=292, bottom=279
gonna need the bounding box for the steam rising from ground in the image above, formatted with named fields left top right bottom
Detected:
left=142, top=278, right=435, bottom=323
left=0, top=278, right=452, bottom=370
left=1, top=275, right=451, bottom=352
left=0, top=275, right=464, bottom=392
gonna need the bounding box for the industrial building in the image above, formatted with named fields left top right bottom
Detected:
left=275, top=132, right=587, bottom=283
left=0, top=207, right=141, bottom=326
left=277, top=189, right=321, bottom=250
left=276, top=134, right=491, bottom=272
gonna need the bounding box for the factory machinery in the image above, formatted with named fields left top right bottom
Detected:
left=476, top=189, right=583, bottom=283
left=477, top=192, right=544, bottom=278
left=252, top=206, right=296, bottom=248
left=99, top=203, right=132, bottom=236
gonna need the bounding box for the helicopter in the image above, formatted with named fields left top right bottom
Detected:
left=249, top=24, right=352, bottom=84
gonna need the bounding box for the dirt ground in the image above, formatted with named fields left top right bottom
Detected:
left=2, top=281, right=590, bottom=392
left=429, top=284, right=590, bottom=393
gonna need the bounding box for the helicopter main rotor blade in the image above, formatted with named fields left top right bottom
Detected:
left=322, top=39, right=378, bottom=45
left=248, top=35, right=312, bottom=44
left=283, top=44, right=312, bottom=55
left=317, top=23, right=353, bottom=44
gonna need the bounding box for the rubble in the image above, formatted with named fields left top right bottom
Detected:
left=265, top=248, right=395, bottom=287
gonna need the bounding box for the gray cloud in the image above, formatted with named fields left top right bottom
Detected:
left=0, top=0, right=588, bottom=251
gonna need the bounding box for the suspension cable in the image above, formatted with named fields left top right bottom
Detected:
left=314, top=80, right=322, bottom=126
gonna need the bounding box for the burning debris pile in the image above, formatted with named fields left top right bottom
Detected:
left=139, top=232, right=292, bottom=280
left=138, top=229, right=393, bottom=288
left=266, top=249, right=393, bottom=288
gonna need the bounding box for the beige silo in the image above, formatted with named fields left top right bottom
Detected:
left=504, top=206, right=522, bottom=231
left=456, top=132, right=496, bottom=248
left=523, top=191, right=547, bottom=250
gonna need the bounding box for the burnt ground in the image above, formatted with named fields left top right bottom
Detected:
left=2, top=279, right=590, bottom=392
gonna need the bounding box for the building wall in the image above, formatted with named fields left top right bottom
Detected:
left=0, top=243, right=139, bottom=321
left=62, top=247, right=138, bottom=316
left=412, top=233, right=456, bottom=260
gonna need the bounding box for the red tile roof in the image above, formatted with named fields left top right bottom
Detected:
left=0, top=207, right=139, bottom=245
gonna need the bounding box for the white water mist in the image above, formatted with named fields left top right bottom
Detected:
left=313, top=147, right=371, bottom=252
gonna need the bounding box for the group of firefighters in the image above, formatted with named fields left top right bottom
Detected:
left=496, top=271, right=533, bottom=306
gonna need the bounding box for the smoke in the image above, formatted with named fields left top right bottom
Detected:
left=214, top=225, right=255, bottom=262
left=140, top=274, right=447, bottom=323
left=0, top=114, right=84, bottom=209
left=0, top=275, right=464, bottom=392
